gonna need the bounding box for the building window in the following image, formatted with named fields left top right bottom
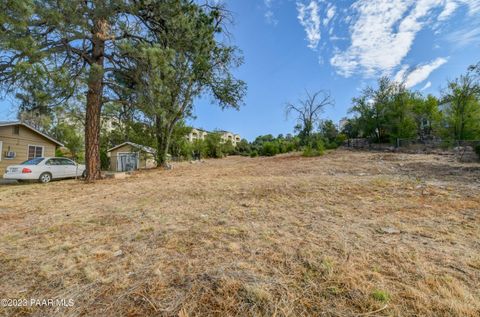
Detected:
left=28, top=145, right=44, bottom=160
left=13, top=126, right=19, bottom=135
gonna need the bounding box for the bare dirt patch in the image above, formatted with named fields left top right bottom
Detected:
left=0, top=150, right=479, bottom=316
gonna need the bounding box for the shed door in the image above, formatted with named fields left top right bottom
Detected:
left=117, top=153, right=138, bottom=172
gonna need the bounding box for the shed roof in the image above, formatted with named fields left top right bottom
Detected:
left=107, top=142, right=156, bottom=154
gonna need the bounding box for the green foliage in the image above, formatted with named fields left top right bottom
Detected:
left=100, top=149, right=110, bottom=170
left=204, top=133, right=226, bottom=158
left=302, top=145, right=324, bottom=157
left=348, top=77, right=444, bottom=143
left=118, top=1, right=246, bottom=165
left=53, top=122, right=84, bottom=161
left=260, top=142, right=279, bottom=156
left=347, top=67, right=480, bottom=145
left=235, top=139, right=251, bottom=156
left=319, top=120, right=338, bottom=142
left=302, top=134, right=325, bottom=157
left=55, top=148, right=64, bottom=157
left=249, top=150, right=258, bottom=158
left=249, top=134, right=300, bottom=157
left=335, top=133, right=347, bottom=145
left=440, top=73, right=480, bottom=141
left=371, top=289, right=390, bottom=303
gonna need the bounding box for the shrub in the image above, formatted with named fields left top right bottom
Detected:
left=261, top=142, right=279, bottom=156
left=100, top=149, right=110, bottom=170
left=335, top=133, right=348, bottom=145
left=205, top=133, right=225, bottom=158
left=371, top=289, right=390, bottom=303
left=324, top=140, right=339, bottom=150
left=55, top=148, right=65, bottom=157
left=250, top=151, right=258, bottom=158
left=302, top=146, right=323, bottom=157
left=222, top=140, right=236, bottom=156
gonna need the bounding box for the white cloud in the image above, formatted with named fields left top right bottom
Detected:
left=323, top=5, right=336, bottom=26
left=395, top=57, right=448, bottom=88
left=297, top=1, right=321, bottom=50
left=438, top=0, right=459, bottom=20
left=460, top=0, right=480, bottom=15
left=264, top=0, right=278, bottom=25
left=445, top=22, right=480, bottom=46
left=421, top=81, right=432, bottom=90
left=331, top=0, right=448, bottom=77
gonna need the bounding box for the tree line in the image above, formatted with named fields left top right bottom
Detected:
left=343, top=63, right=480, bottom=147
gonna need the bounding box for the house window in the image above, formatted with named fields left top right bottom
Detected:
left=28, top=145, right=44, bottom=160
left=13, top=126, right=19, bottom=135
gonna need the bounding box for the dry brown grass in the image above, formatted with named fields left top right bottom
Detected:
left=0, top=149, right=479, bottom=316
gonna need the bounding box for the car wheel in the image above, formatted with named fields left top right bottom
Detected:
left=82, top=170, right=87, bottom=179
left=39, top=172, right=52, bottom=183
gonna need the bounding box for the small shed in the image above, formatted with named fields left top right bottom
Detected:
left=107, top=142, right=156, bottom=172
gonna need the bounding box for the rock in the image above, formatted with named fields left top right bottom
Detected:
left=378, top=227, right=401, bottom=234
left=113, top=250, right=123, bottom=257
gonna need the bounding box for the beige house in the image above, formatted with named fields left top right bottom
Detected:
left=187, top=128, right=241, bottom=146
left=0, top=121, right=63, bottom=177
left=107, top=142, right=156, bottom=172
left=187, top=128, right=209, bottom=142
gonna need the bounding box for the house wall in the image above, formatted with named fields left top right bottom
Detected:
left=0, top=125, right=56, bottom=177
left=108, top=144, right=156, bottom=172
left=187, top=129, right=208, bottom=142
left=187, top=129, right=241, bottom=146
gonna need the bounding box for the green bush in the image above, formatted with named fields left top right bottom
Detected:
left=335, top=133, right=347, bottom=145
left=302, top=146, right=323, bottom=157
left=302, top=137, right=325, bottom=157
left=100, top=149, right=110, bottom=170
left=302, top=145, right=324, bottom=157
left=205, top=133, right=225, bottom=158
left=261, top=142, right=279, bottom=156
left=250, top=151, right=258, bottom=158
left=324, top=140, right=338, bottom=150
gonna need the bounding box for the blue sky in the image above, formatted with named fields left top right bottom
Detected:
left=1, top=0, right=479, bottom=141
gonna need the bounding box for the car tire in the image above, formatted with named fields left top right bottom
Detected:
left=82, top=170, right=87, bottom=179
left=39, top=172, right=52, bottom=184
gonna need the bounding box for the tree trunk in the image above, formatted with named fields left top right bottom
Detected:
left=84, top=19, right=106, bottom=182
left=155, top=115, right=173, bottom=167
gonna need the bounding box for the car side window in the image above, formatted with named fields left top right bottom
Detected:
left=45, top=159, right=55, bottom=166
left=60, top=159, right=75, bottom=165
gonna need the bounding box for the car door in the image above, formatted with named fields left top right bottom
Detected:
left=59, top=158, right=78, bottom=177
left=44, top=158, right=64, bottom=179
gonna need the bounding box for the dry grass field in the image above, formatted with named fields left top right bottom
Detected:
left=0, top=149, right=479, bottom=316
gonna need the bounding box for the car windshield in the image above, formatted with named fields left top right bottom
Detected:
left=20, top=158, right=44, bottom=165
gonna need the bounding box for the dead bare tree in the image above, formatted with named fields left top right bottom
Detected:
left=285, top=90, right=335, bottom=145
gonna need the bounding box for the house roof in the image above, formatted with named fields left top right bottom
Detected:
left=0, top=121, right=64, bottom=147
left=107, top=142, right=156, bottom=154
